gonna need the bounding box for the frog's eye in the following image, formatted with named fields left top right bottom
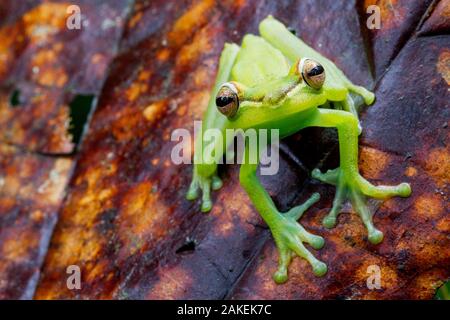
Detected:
left=216, top=83, right=239, bottom=118
left=300, top=58, right=325, bottom=90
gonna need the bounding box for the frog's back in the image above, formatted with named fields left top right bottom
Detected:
left=231, top=35, right=289, bottom=87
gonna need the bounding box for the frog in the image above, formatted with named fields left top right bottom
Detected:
left=186, top=16, right=412, bottom=284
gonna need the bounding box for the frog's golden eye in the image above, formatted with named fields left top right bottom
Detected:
left=300, top=58, right=325, bottom=90
left=216, top=83, right=239, bottom=118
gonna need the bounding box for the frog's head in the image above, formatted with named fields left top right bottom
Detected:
left=215, top=57, right=326, bottom=122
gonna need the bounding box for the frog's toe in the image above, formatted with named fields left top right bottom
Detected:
left=357, top=122, right=363, bottom=136
left=290, top=239, right=327, bottom=277
left=273, top=247, right=290, bottom=284
left=200, top=180, right=213, bottom=212
left=186, top=180, right=199, bottom=200
left=308, top=234, right=325, bottom=250
left=313, top=167, right=411, bottom=245
left=312, top=168, right=338, bottom=185
left=349, top=185, right=388, bottom=245
left=349, top=84, right=375, bottom=106
left=398, top=183, right=412, bottom=197
left=298, top=227, right=325, bottom=250
left=273, top=269, right=288, bottom=284
left=271, top=217, right=327, bottom=282
left=368, top=229, right=384, bottom=245
left=322, top=181, right=346, bottom=229
left=322, top=215, right=337, bottom=229
left=357, top=176, right=412, bottom=200
left=187, top=172, right=221, bottom=212
left=273, top=260, right=289, bottom=283
left=211, top=175, right=223, bottom=191
left=312, top=260, right=327, bottom=277
left=285, top=192, right=320, bottom=221
left=201, top=199, right=213, bottom=213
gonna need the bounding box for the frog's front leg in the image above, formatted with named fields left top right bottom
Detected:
left=304, top=109, right=412, bottom=244
left=186, top=43, right=240, bottom=212
left=239, top=145, right=326, bottom=283
left=187, top=164, right=223, bottom=212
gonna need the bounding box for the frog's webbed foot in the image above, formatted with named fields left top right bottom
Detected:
left=312, top=167, right=411, bottom=244
left=272, top=193, right=327, bottom=283
left=186, top=168, right=222, bottom=212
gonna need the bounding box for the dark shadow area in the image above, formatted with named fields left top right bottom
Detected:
left=68, top=94, right=95, bottom=148
left=176, top=237, right=197, bottom=255
left=9, top=88, right=21, bottom=107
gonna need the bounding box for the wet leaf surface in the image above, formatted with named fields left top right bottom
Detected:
left=0, top=144, right=72, bottom=299
left=0, top=0, right=448, bottom=299
left=359, top=0, right=435, bottom=79
left=418, top=0, right=450, bottom=36
left=0, top=83, right=73, bottom=153
left=0, top=0, right=131, bottom=153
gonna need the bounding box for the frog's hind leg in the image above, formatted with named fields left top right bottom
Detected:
left=239, top=144, right=326, bottom=283
left=312, top=168, right=346, bottom=228
left=313, top=165, right=410, bottom=243
left=311, top=167, right=339, bottom=185
left=303, top=108, right=411, bottom=244
left=285, top=192, right=321, bottom=220
left=272, top=204, right=326, bottom=283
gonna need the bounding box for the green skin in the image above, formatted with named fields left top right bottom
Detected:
left=186, top=16, right=411, bottom=284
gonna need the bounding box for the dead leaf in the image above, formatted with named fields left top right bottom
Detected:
left=0, top=0, right=448, bottom=300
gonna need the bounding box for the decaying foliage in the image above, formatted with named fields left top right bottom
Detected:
left=0, top=0, right=448, bottom=299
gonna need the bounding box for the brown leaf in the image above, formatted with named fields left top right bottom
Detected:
left=0, top=83, right=73, bottom=153
left=418, top=0, right=450, bottom=36
left=0, top=0, right=448, bottom=300
left=0, top=1, right=131, bottom=154
left=359, top=0, right=435, bottom=79
left=0, top=143, right=72, bottom=299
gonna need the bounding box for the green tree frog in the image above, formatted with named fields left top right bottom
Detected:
left=186, top=16, right=411, bottom=283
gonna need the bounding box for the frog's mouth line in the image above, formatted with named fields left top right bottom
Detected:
left=239, top=81, right=313, bottom=111
left=239, top=81, right=305, bottom=108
